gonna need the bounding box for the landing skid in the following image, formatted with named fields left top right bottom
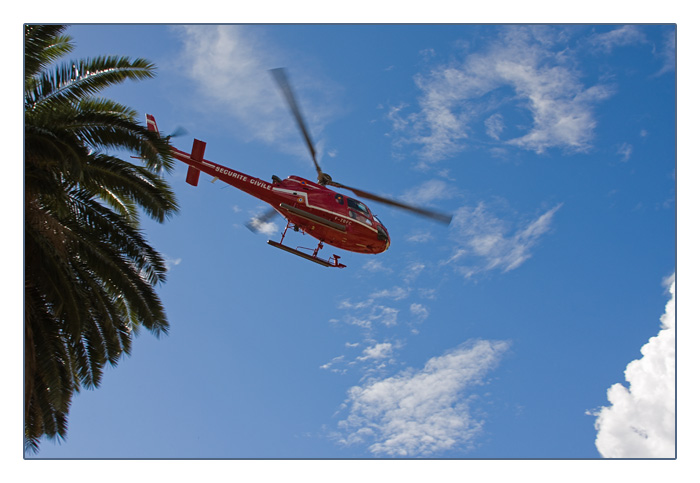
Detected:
left=267, top=240, right=346, bottom=268
left=268, top=221, right=346, bottom=268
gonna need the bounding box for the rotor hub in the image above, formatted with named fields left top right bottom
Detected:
left=318, top=172, right=333, bottom=186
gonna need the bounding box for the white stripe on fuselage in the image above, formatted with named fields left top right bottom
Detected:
left=272, top=183, right=378, bottom=234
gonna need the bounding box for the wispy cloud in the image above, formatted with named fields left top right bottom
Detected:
left=588, top=25, right=647, bottom=53
left=409, top=303, right=429, bottom=320
left=357, top=342, right=395, bottom=361
left=655, top=29, right=676, bottom=76
left=362, top=259, right=393, bottom=274
left=370, top=286, right=410, bottom=301
left=402, top=261, right=426, bottom=283
left=588, top=25, right=674, bottom=76
left=446, top=201, right=562, bottom=277
left=485, top=113, right=505, bottom=140
left=406, top=231, right=434, bottom=243
left=164, top=256, right=182, bottom=271
left=327, top=263, right=436, bottom=374
left=590, top=274, right=676, bottom=458
left=337, top=298, right=400, bottom=330
left=322, top=339, right=399, bottom=375
left=401, top=179, right=457, bottom=205
left=335, top=339, right=510, bottom=456
left=388, top=26, right=614, bottom=162
left=617, top=142, right=633, bottom=162
left=174, top=25, right=337, bottom=160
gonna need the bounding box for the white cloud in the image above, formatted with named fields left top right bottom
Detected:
left=588, top=25, right=647, bottom=53
left=338, top=299, right=373, bottom=311
left=164, top=256, right=182, bottom=271
left=409, top=303, right=429, bottom=322
left=447, top=201, right=562, bottom=277
left=336, top=339, right=510, bottom=457
left=406, top=231, right=434, bottom=243
left=175, top=25, right=336, bottom=160
left=176, top=26, right=282, bottom=135
left=591, top=274, right=675, bottom=458
left=370, top=286, right=410, bottom=301
left=246, top=217, right=279, bottom=236
left=337, top=301, right=399, bottom=329
left=338, top=285, right=417, bottom=332
left=485, top=113, right=505, bottom=140
left=402, top=262, right=426, bottom=283
left=617, top=142, right=633, bottom=162
left=389, top=26, right=613, bottom=161
left=655, top=30, right=676, bottom=76
left=358, top=342, right=394, bottom=361
left=320, top=355, right=346, bottom=372
left=401, top=179, right=457, bottom=206
left=375, top=306, right=399, bottom=327
left=362, top=259, right=393, bottom=274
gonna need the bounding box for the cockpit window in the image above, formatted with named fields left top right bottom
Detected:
left=347, top=197, right=370, bottom=215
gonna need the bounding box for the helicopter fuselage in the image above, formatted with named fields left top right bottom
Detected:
left=168, top=137, right=391, bottom=255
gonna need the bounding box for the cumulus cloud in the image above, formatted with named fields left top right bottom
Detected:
left=591, top=274, right=676, bottom=458
left=388, top=26, right=613, bottom=161
left=335, top=339, right=510, bottom=456
left=447, top=201, right=562, bottom=277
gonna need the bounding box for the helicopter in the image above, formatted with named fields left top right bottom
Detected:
left=147, top=68, right=452, bottom=268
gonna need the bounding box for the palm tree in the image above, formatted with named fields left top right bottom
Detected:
left=24, top=25, right=179, bottom=452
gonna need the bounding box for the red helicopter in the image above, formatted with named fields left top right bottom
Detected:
left=147, top=68, right=451, bottom=268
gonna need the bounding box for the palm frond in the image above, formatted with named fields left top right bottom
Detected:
left=25, top=25, right=180, bottom=451
left=26, top=56, right=156, bottom=111
left=24, top=25, right=73, bottom=87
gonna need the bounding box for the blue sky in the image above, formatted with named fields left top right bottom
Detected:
left=20, top=22, right=682, bottom=465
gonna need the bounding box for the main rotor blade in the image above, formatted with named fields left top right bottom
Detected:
left=270, top=68, right=324, bottom=180
left=329, top=181, right=453, bottom=225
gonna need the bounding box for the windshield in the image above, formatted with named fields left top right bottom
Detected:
left=347, top=197, right=370, bottom=215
